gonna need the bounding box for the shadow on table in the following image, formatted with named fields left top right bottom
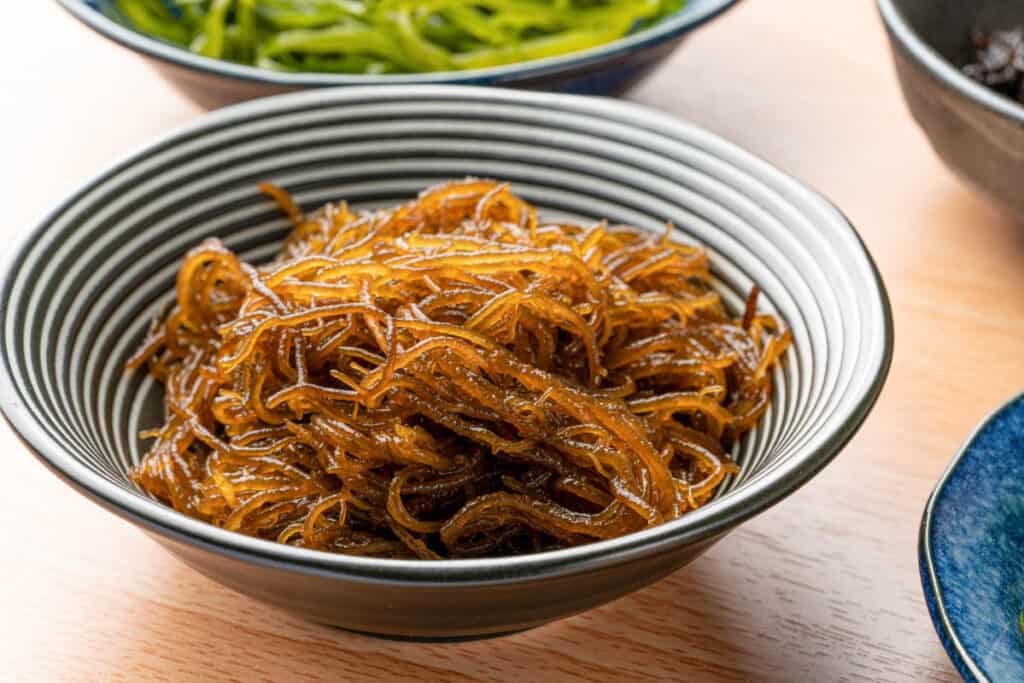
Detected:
left=98, top=535, right=965, bottom=682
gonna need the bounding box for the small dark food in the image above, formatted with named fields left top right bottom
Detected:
left=964, top=27, right=1024, bottom=103
left=128, top=180, right=791, bottom=559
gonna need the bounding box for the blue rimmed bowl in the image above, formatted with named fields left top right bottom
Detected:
left=0, top=86, right=891, bottom=639
left=921, top=393, right=1024, bottom=682
left=61, top=0, right=740, bottom=108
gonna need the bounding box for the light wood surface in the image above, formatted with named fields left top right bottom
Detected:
left=5, top=2, right=1017, bottom=681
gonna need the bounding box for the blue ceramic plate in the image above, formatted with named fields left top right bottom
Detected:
left=921, top=393, right=1024, bottom=682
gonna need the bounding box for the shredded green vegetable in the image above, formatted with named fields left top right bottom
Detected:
left=106, top=0, right=685, bottom=74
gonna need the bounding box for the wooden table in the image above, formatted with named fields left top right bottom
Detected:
left=5, top=2, right=1016, bottom=680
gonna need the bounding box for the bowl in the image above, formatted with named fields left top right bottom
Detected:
left=0, top=85, right=892, bottom=639
left=921, top=392, right=1024, bottom=682
left=60, top=0, right=740, bottom=108
left=879, top=0, right=1024, bottom=218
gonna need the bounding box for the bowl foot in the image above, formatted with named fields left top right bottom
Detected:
left=326, top=625, right=534, bottom=643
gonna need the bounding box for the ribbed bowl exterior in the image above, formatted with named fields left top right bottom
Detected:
left=0, top=87, right=892, bottom=638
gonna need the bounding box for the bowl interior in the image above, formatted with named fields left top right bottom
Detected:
left=893, top=0, right=1024, bottom=65
left=0, top=87, right=890, bottom=579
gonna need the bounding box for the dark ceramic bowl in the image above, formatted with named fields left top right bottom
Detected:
left=61, top=0, right=740, bottom=108
left=921, top=393, right=1024, bottom=682
left=0, top=86, right=892, bottom=639
left=879, top=0, right=1024, bottom=218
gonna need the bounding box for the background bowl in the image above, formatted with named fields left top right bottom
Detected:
left=61, top=0, right=740, bottom=108
left=879, top=0, right=1024, bottom=219
left=0, top=86, right=892, bottom=639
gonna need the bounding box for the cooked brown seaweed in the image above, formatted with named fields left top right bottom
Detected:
left=128, top=179, right=790, bottom=559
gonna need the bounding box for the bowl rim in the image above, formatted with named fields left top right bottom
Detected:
left=57, top=0, right=740, bottom=87
left=877, top=0, right=1024, bottom=125
left=918, top=392, right=1024, bottom=683
left=0, top=85, right=893, bottom=586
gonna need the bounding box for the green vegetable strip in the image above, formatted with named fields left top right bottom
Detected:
left=106, top=0, right=684, bottom=74
left=236, top=0, right=257, bottom=59
left=113, top=0, right=192, bottom=44
left=390, top=9, right=453, bottom=71
left=452, top=27, right=626, bottom=70
left=197, top=0, right=234, bottom=58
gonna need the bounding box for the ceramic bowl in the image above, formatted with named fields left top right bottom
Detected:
left=0, top=86, right=892, bottom=639
left=879, top=0, right=1024, bottom=219
left=921, top=393, right=1024, bottom=682
left=60, top=0, right=740, bottom=108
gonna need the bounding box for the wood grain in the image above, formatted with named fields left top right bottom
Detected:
left=3, top=1, right=1015, bottom=680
